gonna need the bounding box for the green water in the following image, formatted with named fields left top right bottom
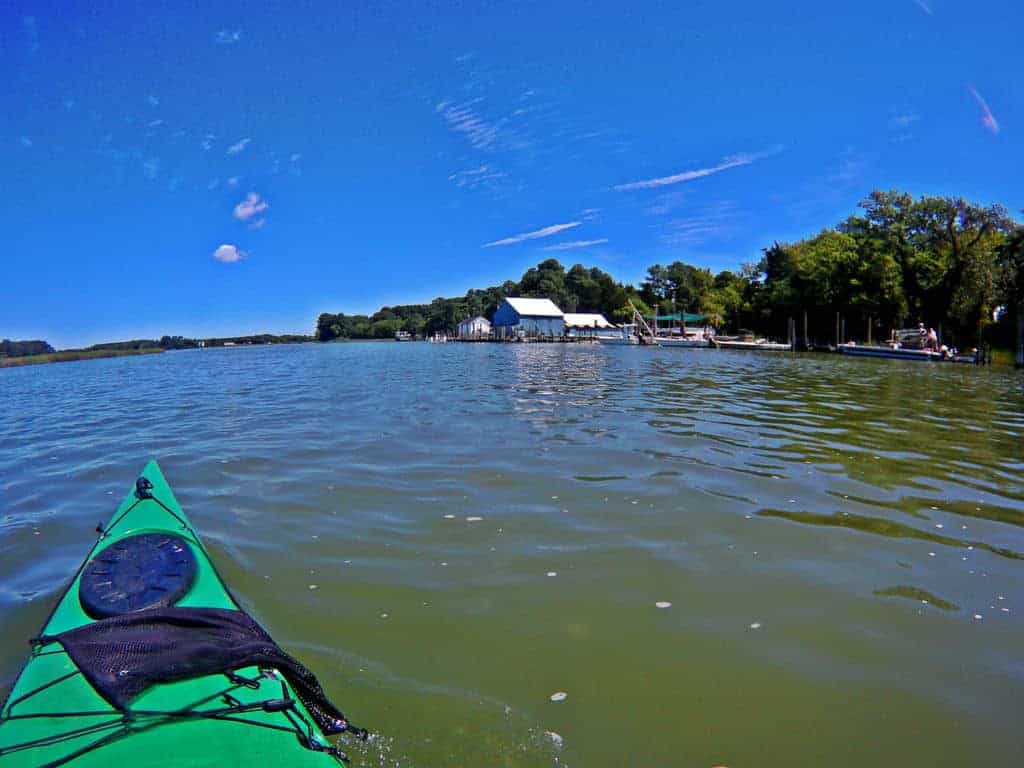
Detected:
left=2, top=343, right=1022, bottom=766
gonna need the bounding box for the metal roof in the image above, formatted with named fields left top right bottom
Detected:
left=563, top=312, right=614, bottom=328
left=502, top=297, right=564, bottom=317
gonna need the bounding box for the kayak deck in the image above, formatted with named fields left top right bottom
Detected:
left=0, top=461, right=341, bottom=766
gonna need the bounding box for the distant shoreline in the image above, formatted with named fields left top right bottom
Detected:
left=0, top=348, right=164, bottom=369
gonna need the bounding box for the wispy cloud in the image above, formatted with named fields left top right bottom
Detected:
left=233, top=192, right=269, bottom=223
left=578, top=208, right=601, bottom=222
left=888, top=112, right=919, bottom=130
left=448, top=163, right=507, bottom=189
left=201, top=134, right=215, bottom=151
left=436, top=99, right=504, bottom=151
left=212, top=244, right=245, bottom=263
left=542, top=238, right=609, bottom=251
left=913, top=0, right=933, bottom=15
left=482, top=221, right=581, bottom=248
left=615, top=147, right=782, bottom=191
left=661, top=202, right=739, bottom=246
left=646, top=190, right=687, bottom=216
left=23, top=16, right=39, bottom=53
left=146, top=94, right=159, bottom=107
left=227, top=137, right=251, bottom=155
left=782, top=147, right=868, bottom=221
left=968, top=85, right=1000, bottom=135
left=19, top=136, right=33, bottom=148
left=142, top=157, right=160, bottom=180
left=215, top=29, right=242, bottom=45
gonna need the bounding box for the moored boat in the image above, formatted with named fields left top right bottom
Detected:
left=837, top=343, right=977, bottom=364
left=658, top=336, right=711, bottom=348
left=711, top=338, right=791, bottom=351
left=596, top=324, right=641, bottom=345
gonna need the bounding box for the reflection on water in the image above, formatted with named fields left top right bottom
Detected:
left=2, top=343, right=1023, bottom=766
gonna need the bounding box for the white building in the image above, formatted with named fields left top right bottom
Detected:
left=492, top=297, right=564, bottom=339
left=563, top=313, right=616, bottom=338
left=457, top=315, right=491, bottom=339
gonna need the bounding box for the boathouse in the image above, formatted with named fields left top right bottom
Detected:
left=563, top=313, right=615, bottom=338
left=492, top=297, right=564, bottom=339
left=457, top=315, right=491, bottom=339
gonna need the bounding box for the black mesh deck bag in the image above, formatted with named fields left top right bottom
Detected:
left=38, top=606, right=352, bottom=735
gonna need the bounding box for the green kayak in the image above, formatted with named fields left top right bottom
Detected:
left=0, top=460, right=355, bottom=766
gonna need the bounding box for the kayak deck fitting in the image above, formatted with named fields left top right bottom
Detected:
left=0, top=461, right=359, bottom=766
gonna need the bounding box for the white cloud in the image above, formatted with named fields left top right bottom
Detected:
left=660, top=202, right=739, bottom=246
left=147, top=94, right=159, bottom=107
left=290, top=153, right=302, bottom=162
left=226, top=176, right=240, bottom=187
left=19, top=136, right=33, bottom=148
left=913, top=0, right=933, bottom=15
left=216, top=29, right=242, bottom=45
left=448, top=164, right=507, bottom=189
left=227, top=138, right=251, bottom=155
left=579, top=208, right=601, bottom=221
left=615, top=147, right=782, bottom=191
left=212, top=244, right=245, bottom=263
left=888, top=112, right=919, bottom=130
left=436, top=99, right=503, bottom=151
left=542, top=239, right=609, bottom=251
left=483, top=221, right=581, bottom=248
left=968, top=85, right=1000, bottom=135
left=233, top=192, right=269, bottom=221
left=142, top=157, right=160, bottom=179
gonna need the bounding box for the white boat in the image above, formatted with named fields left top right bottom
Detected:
left=658, top=337, right=710, bottom=348
left=837, top=344, right=976, bottom=364
left=596, top=325, right=641, bottom=345
left=657, top=326, right=714, bottom=348
left=712, top=338, right=791, bottom=351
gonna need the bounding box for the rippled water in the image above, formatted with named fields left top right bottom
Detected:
left=2, top=343, right=1023, bottom=766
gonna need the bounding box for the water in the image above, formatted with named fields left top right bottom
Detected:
left=2, top=343, right=1023, bottom=766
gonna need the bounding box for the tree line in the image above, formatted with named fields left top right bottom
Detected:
left=1, top=334, right=313, bottom=358
left=1, top=339, right=55, bottom=358
left=316, top=189, right=1023, bottom=349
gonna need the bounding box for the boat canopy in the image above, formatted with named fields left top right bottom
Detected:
left=645, top=312, right=707, bottom=323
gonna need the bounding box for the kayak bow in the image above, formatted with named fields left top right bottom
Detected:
left=0, top=460, right=354, bottom=766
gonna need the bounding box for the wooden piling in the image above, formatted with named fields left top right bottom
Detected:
left=1017, top=307, right=1024, bottom=368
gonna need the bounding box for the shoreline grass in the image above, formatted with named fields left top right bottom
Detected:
left=0, top=348, right=164, bottom=369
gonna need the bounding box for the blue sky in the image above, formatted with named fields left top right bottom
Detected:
left=3, top=0, right=1021, bottom=347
